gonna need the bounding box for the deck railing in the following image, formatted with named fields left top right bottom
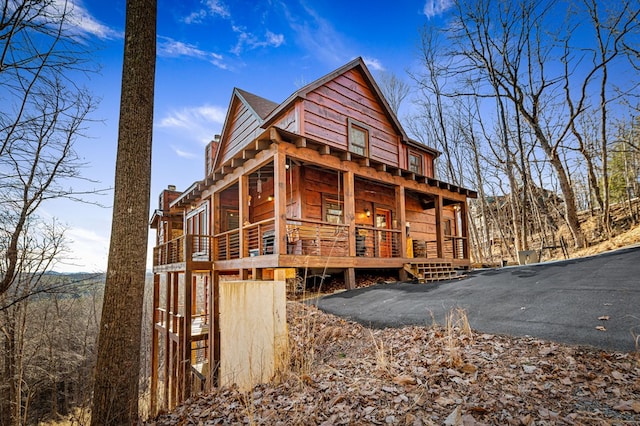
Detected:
left=354, top=225, right=402, bottom=258
left=213, top=229, right=240, bottom=261
left=413, top=236, right=466, bottom=260
left=285, top=218, right=350, bottom=256
left=447, top=236, right=466, bottom=260
left=244, top=219, right=276, bottom=257
left=153, top=235, right=213, bottom=266
left=153, top=224, right=465, bottom=265
left=155, top=308, right=184, bottom=335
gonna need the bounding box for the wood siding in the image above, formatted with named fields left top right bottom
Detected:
left=405, top=193, right=456, bottom=242
left=302, top=69, right=400, bottom=167
left=219, top=99, right=263, bottom=166
left=273, top=106, right=298, bottom=133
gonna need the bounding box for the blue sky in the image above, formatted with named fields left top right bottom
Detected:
left=43, top=0, right=448, bottom=272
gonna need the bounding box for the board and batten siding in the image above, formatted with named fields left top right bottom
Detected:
left=302, top=69, right=400, bottom=167
left=219, top=99, right=263, bottom=165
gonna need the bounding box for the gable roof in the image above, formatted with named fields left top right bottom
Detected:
left=261, top=57, right=409, bottom=142
left=212, top=88, right=279, bottom=170
left=235, top=88, right=278, bottom=120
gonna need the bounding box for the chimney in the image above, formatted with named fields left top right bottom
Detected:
left=205, top=135, right=221, bottom=177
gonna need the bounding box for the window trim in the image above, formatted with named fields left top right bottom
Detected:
left=347, top=118, right=369, bottom=157
left=408, top=150, right=423, bottom=175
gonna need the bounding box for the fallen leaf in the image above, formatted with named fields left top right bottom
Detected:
left=393, top=375, right=417, bottom=386
left=598, top=315, right=610, bottom=320
left=460, top=363, right=478, bottom=374
left=596, top=325, right=607, bottom=331
left=444, top=406, right=462, bottom=425
left=436, top=396, right=457, bottom=406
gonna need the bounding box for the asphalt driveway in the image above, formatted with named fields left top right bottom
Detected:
left=317, top=245, right=640, bottom=352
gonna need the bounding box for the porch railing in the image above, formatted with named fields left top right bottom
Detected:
left=214, top=229, right=240, bottom=261
left=153, top=235, right=213, bottom=266
left=412, top=236, right=466, bottom=260
left=244, top=219, right=276, bottom=257
left=286, top=218, right=350, bottom=257
left=153, top=225, right=466, bottom=265
left=447, top=236, right=466, bottom=260
left=354, top=225, right=401, bottom=258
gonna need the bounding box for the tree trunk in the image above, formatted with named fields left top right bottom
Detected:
left=91, top=0, right=156, bottom=424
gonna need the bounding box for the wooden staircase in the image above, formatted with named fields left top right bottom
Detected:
left=404, top=261, right=464, bottom=283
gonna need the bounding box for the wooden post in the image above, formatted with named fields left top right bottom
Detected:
left=460, top=202, right=469, bottom=260
left=239, top=173, right=248, bottom=258
left=435, top=195, right=445, bottom=259
left=396, top=185, right=406, bottom=258
left=343, top=171, right=356, bottom=257
left=345, top=267, right=356, bottom=290
left=211, top=270, right=220, bottom=387
left=163, top=272, right=172, bottom=409
left=182, top=270, right=193, bottom=401
left=274, top=147, right=287, bottom=255
left=150, top=273, right=160, bottom=415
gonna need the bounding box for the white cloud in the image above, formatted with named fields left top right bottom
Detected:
left=158, top=105, right=226, bottom=144
left=279, top=1, right=349, bottom=66
left=231, top=26, right=285, bottom=55
left=423, top=0, right=455, bottom=18
left=158, top=38, right=228, bottom=69
left=58, top=226, right=109, bottom=273
left=183, top=0, right=230, bottom=24
left=60, top=0, right=123, bottom=40
left=363, top=57, right=385, bottom=72
left=174, top=147, right=198, bottom=159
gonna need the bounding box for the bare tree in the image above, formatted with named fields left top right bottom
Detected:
left=377, top=71, right=411, bottom=116
left=90, top=0, right=156, bottom=423
left=0, top=1, right=102, bottom=424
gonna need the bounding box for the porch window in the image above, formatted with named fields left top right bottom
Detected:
left=444, top=219, right=452, bottom=236
left=408, top=151, right=423, bottom=174
left=348, top=119, right=369, bottom=157
left=323, top=195, right=343, bottom=224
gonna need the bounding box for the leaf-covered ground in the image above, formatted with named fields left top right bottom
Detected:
left=148, top=302, right=640, bottom=425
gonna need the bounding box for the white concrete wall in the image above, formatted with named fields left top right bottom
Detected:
left=219, top=280, right=287, bottom=391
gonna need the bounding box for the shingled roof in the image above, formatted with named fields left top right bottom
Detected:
left=235, top=88, right=278, bottom=120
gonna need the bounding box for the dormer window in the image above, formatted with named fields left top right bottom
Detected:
left=348, top=119, right=369, bottom=157
left=408, top=150, right=423, bottom=175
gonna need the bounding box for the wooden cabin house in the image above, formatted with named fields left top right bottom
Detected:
left=149, top=57, right=477, bottom=411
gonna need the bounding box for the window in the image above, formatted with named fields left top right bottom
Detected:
left=408, top=151, right=423, bottom=174
left=323, top=195, right=343, bottom=224
left=186, top=204, right=208, bottom=235
left=348, top=119, right=369, bottom=156
left=444, top=219, right=452, bottom=236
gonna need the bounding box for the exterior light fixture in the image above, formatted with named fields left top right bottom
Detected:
left=267, top=195, right=274, bottom=202
left=365, top=208, right=371, bottom=217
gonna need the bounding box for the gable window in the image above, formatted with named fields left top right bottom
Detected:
left=408, top=151, right=423, bottom=175
left=348, top=119, right=369, bottom=157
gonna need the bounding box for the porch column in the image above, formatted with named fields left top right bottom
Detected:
left=344, top=171, right=356, bottom=257
left=435, top=195, right=445, bottom=258
left=209, top=270, right=220, bottom=389
left=239, top=174, right=248, bottom=258
left=181, top=270, right=193, bottom=401
left=274, top=148, right=287, bottom=255
left=150, top=273, right=160, bottom=415
left=460, top=201, right=469, bottom=260
left=212, top=192, right=221, bottom=261
left=395, top=185, right=406, bottom=258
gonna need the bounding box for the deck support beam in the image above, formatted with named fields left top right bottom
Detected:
left=345, top=267, right=356, bottom=290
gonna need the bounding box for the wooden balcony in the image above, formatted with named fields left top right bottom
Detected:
left=153, top=235, right=214, bottom=270
left=153, top=222, right=465, bottom=271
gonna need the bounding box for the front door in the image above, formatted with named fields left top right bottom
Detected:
left=376, top=208, right=392, bottom=257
